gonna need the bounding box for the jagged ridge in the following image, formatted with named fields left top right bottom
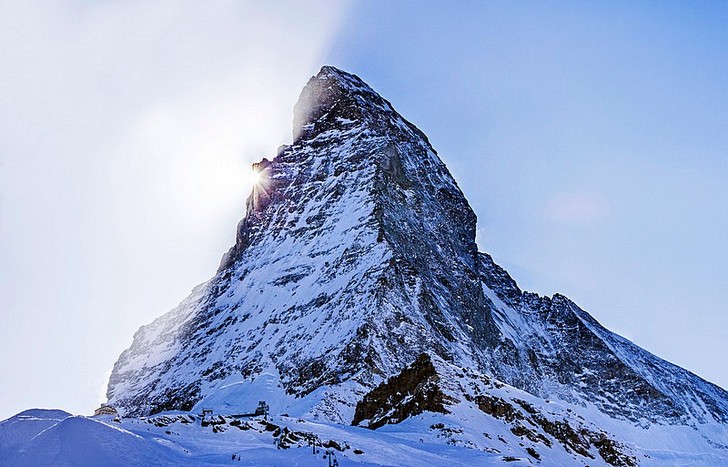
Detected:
left=106, top=66, right=728, bottom=457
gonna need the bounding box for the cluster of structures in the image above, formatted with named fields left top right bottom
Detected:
left=92, top=401, right=270, bottom=420
left=93, top=404, right=118, bottom=417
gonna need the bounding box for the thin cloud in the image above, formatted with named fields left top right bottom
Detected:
left=545, top=192, right=612, bottom=224
left=0, top=0, right=351, bottom=421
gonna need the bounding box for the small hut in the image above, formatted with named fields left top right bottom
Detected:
left=255, top=401, right=270, bottom=419
left=93, top=404, right=118, bottom=416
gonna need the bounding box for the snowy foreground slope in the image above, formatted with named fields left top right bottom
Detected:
left=2, top=399, right=727, bottom=466
left=0, top=394, right=726, bottom=467
left=3, top=67, right=728, bottom=466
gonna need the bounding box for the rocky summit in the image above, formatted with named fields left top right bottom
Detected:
left=98, top=66, right=728, bottom=465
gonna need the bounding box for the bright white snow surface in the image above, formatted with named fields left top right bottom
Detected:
left=2, top=401, right=727, bottom=466
left=91, top=66, right=728, bottom=466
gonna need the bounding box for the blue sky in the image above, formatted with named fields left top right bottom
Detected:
left=1, top=1, right=726, bottom=420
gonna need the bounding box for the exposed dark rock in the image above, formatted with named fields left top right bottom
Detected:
left=352, top=354, right=449, bottom=429
left=592, top=434, right=638, bottom=467
left=105, top=65, right=728, bottom=464
left=475, top=395, right=524, bottom=423
left=475, top=392, right=635, bottom=466
left=525, top=446, right=540, bottom=460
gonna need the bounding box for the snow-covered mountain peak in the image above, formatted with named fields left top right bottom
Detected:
left=292, top=66, right=431, bottom=147
left=4, top=66, right=728, bottom=467
left=97, top=67, right=728, bottom=465
left=293, top=66, right=382, bottom=140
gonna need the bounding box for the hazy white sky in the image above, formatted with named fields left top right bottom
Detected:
left=1, top=1, right=727, bottom=421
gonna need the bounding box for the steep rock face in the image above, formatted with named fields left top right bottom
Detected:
left=107, top=66, right=499, bottom=419
left=478, top=252, right=728, bottom=425
left=107, top=66, right=728, bottom=435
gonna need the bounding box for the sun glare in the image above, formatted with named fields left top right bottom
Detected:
left=250, top=169, right=262, bottom=186
left=243, top=167, right=264, bottom=190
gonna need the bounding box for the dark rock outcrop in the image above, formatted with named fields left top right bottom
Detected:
left=352, top=354, right=449, bottom=429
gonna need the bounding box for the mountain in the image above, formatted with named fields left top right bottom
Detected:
left=18, top=66, right=727, bottom=465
